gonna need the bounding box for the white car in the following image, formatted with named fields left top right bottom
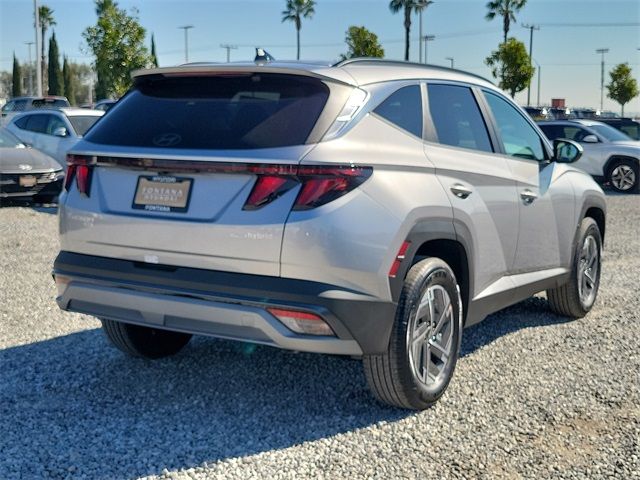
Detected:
left=6, top=108, right=104, bottom=168
left=539, top=119, right=639, bottom=193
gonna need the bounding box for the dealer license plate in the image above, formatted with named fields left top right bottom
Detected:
left=132, top=176, right=193, bottom=213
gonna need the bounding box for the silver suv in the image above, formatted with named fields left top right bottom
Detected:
left=53, top=60, right=606, bottom=409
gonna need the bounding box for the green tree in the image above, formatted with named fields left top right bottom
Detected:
left=485, top=0, right=527, bottom=45
left=83, top=0, right=152, bottom=99
left=281, top=0, right=315, bottom=60
left=38, top=5, right=56, bottom=90
left=606, top=63, right=639, bottom=116
left=62, top=56, right=76, bottom=105
left=389, top=0, right=432, bottom=62
left=341, top=26, right=384, bottom=60
left=47, top=32, right=63, bottom=95
left=12, top=54, right=22, bottom=97
left=150, top=33, right=159, bottom=67
left=485, top=38, right=534, bottom=98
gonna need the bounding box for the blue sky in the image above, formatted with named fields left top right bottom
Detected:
left=1, top=0, right=639, bottom=114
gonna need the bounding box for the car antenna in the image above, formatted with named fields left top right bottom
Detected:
left=254, top=48, right=275, bottom=64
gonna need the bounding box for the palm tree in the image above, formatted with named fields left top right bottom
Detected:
left=485, top=0, right=527, bottom=45
left=389, top=1, right=433, bottom=62
left=281, top=0, right=315, bottom=60
left=38, top=5, right=56, bottom=88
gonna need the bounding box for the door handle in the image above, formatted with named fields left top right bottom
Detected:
left=520, top=189, right=538, bottom=204
left=450, top=184, right=473, bottom=199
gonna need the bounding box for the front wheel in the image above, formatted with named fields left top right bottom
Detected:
left=363, top=258, right=463, bottom=410
left=547, top=217, right=602, bottom=318
left=607, top=158, right=639, bottom=193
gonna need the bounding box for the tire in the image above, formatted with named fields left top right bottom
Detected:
left=33, top=194, right=57, bottom=204
left=101, top=319, right=192, bottom=359
left=363, top=258, right=463, bottom=410
left=547, top=217, right=602, bottom=318
left=607, top=158, right=639, bottom=193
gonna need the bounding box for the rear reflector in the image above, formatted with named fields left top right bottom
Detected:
left=267, top=308, right=335, bottom=336
left=389, top=241, right=411, bottom=278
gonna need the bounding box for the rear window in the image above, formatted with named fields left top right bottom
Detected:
left=68, top=116, right=101, bottom=136
left=84, top=73, right=330, bottom=149
left=31, top=98, right=70, bottom=109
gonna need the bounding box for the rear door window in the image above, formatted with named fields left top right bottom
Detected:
left=373, top=85, right=423, bottom=137
left=427, top=84, right=493, bottom=153
left=84, top=73, right=330, bottom=149
left=24, top=115, right=50, bottom=134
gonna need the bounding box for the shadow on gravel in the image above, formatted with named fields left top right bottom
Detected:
left=0, top=198, right=58, bottom=214
left=0, top=297, right=567, bottom=479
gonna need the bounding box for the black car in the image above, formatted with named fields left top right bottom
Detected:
left=595, top=118, right=640, bottom=141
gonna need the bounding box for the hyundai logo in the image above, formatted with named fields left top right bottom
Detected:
left=152, top=133, right=182, bottom=147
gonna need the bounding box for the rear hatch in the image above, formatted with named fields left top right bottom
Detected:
left=61, top=70, right=353, bottom=276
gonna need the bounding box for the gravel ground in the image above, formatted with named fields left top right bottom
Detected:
left=0, top=194, right=638, bottom=480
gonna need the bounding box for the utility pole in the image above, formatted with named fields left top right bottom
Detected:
left=25, top=41, right=34, bottom=95
left=532, top=58, right=541, bottom=106
left=423, top=35, right=435, bottom=64
left=596, top=48, right=609, bottom=111
left=445, top=56, right=454, bottom=68
left=220, top=44, right=237, bottom=63
left=522, top=24, right=539, bottom=106
left=34, top=0, right=42, bottom=96
left=178, top=25, right=194, bottom=63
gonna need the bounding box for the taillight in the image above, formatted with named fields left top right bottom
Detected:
left=242, top=164, right=372, bottom=211
left=65, top=154, right=96, bottom=196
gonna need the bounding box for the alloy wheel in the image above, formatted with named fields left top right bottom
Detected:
left=577, top=235, right=599, bottom=308
left=408, top=284, right=455, bottom=387
left=610, top=165, right=636, bottom=191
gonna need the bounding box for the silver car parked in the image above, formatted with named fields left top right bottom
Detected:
left=53, top=60, right=606, bottom=409
left=538, top=119, right=640, bottom=193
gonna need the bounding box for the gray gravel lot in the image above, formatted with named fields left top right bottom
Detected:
left=0, top=194, right=638, bottom=480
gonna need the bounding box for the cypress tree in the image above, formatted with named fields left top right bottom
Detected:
left=47, top=31, right=63, bottom=95
left=151, top=34, right=159, bottom=67
left=62, top=56, right=75, bottom=105
left=12, top=53, right=22, bottom=97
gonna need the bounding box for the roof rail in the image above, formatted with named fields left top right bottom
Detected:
left=333, top=58, right=494, bottom=85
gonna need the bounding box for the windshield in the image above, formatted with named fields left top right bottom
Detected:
left=589, top=123, right=632, bottom=142
left=84, top=73, right=330, bottom=149
left=0, top=128, right=25, bottom=148
left=68, top=116, right=102, bottom=136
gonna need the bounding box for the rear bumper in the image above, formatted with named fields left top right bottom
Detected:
left=53, top=252, right=398, bottom=355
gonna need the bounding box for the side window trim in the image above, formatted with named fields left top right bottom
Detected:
left=480, top=88, right=553, bottom=162
left=471, top=86, right=502, bottom=155
left=420, top=81, right=437, bottom=143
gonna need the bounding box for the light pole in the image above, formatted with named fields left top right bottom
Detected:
left=417, top=1, right=431, bottom=63
left=25, top=41, right=34, bottom=95
left=179, top=25, right=194, bottom=63
left=445, top=56, right=454, bottom=68
left=33, top=0, right=42, bottom=96
left=532, top=58, right=541, bottom=106
left=423, top=35, right=435, bottom=64
left=596, top=48, right=609, bottom=111
left=522, top=24, right=539, bottom=106
left=220, top=44, right=237, bottom=63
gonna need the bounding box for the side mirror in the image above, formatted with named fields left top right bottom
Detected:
left=553, top=138, right=583, bottom=163
left=53, top=127, right=68, bottom=137
left=581, top=134, right=599, bottom=143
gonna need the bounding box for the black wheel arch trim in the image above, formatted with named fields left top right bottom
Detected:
left=603, top=155, right=639, bottom=178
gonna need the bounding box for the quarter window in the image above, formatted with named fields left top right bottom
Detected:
left=484, top=92, right=546, bottom=161
left=373, top=85, right=423, bottom=138
left=25, top=115, right=50, bottom=134
left=427, top=84, right=493, bottom=153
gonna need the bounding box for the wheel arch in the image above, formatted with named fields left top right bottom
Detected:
left=390, top=219, right=472, bottom=325
left=603, top=155, right=639, bottom=178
